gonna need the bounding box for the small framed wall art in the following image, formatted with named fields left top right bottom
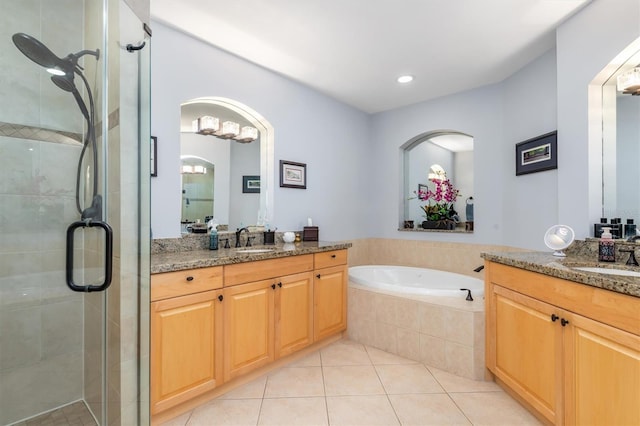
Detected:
left=279, top=160, right=307, bottom=189
left=242, top=175, right=260, bottom=193
left=151, top=136, right=157, bottom=177
left=515, top=131, right=557, bottom=176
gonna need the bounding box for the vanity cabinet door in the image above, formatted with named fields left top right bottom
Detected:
left=313, top=264, right=347, bottom=341
left=488, top=285, right=563, bottom=425
left=151, top=289, right=223, bottom=414
left=223, top=279, right=275, bottom=382
left=564, top=312, right=640, bottom=426
left=275, top=271, right=314, bottom=358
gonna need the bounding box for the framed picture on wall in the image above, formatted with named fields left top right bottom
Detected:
left=151, top=136, right=157, bottom=177
left=515, top=131, right=557, bottom=176
left=242, top=175, right=260, bottom=193
left=279, top=160, right=307, bottom=189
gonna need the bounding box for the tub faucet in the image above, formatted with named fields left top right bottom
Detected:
left=473, top=265, right=484, bottom=272
left=235, top=227, right=249, bottom=248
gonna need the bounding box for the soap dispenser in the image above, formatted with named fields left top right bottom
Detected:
left=598, top=227, right=615, bottom=262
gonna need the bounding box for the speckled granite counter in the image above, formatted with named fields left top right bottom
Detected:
left=481, top=251, right=640, bottom=298
left=151, top=241, right=352, bottom=274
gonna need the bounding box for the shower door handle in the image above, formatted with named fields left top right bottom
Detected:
left=66, top=220, right=113, bottom=292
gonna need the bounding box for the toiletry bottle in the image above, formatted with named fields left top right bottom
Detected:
left=209, top=227, right=218, bottom=250
left=594, top=217, right=608, bottom=238
left=598, top=227, right=615, bottom=262
left=624, top=219, right=636, bottom=239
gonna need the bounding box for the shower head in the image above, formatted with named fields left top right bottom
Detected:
left=52, top=75, right=89, bottom=120
left=12, top=33, right=69, bottom=74
left=12, top=32, right=100, bottom=76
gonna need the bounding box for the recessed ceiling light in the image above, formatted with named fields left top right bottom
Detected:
left=397, top=75, right=414, bottom=84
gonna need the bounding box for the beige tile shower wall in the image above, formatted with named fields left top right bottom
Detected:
left=347, top=238, right=524, bottom=277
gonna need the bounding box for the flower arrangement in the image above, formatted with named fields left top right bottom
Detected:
left=414, top=178, right=460, bottom=222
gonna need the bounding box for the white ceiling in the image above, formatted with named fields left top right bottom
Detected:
left=151, top=0, right=591, bottom=114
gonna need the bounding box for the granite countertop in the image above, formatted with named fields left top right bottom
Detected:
left=481, top=251, right=640, bottom=298
left=151, top=241, right=352, bottom=274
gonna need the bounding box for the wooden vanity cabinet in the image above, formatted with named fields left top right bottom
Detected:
left=222, top=255, right=314, bottom=381
left=485, top=261, right=640, bottom=426
left=150, top=267, right=224, bottom=415
left=313, top=250, right=348, bottom=341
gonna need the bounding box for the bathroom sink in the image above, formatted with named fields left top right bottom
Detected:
left=234, top=248, right=276, bottom=254
left=573, top=267, right=640, bottom=277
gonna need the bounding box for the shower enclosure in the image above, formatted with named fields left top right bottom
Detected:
left=0, top=0, right=150, bottom=424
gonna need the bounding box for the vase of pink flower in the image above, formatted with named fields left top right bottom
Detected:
left=414, top=177, right=460, bottom=230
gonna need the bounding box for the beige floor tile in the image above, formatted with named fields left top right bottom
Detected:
left=428, top=366, right=501, bottom=393
left=375, top=364, right=445, bottom=394
left=218, top=375, right=267, bottom=399
left=323, top=365, right=385, bottom=396
left=366, top=346, right=418, bottom=365
left=449, top=391, right=543, bottom=426
left=388, top=393, right=471, bottom=426
left=186, top=399, right=261, bottom=426
left=320, top=339, right=370, bottom=366
left=264, top=366, right=324, bottom=397
left=258, top=397, right=328, bottom=426
left=326, top=395, right=400, bottom=426
left=286, top=351, right=321, bottom=367
left=160, top=411, right=191, bottom=426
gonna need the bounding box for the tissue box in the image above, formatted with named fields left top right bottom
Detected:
left=303, top=226, right=318, bottom=241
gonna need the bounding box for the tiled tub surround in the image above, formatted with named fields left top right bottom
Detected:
left=347, top=283, right=486, bottom=381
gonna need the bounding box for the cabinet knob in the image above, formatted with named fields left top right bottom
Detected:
left=561, top=318, right=570, bottom=327
left=316, top=274, right=321, bottom=279
left=271, top=284, right=276, bottom=290
left=186, top=276, right=194, bottom=282
left=331, top=254, right=336, bottom=258
left=218, top=294, right=223, bottom=302
left=278, top=282, right=282, bottom=288
left=551, top=314, right=559, bottom=322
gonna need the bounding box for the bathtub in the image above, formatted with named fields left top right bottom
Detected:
left=348, top=265, right=484, bottom=299
left=347, top=265, right=486, bottom=380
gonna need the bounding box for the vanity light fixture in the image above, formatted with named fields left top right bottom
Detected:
left=397, top=75, right=414, bottom=84
left=216, top=121, right=240, bottom=139
left=181, top=165, right=207, bottom=174
left=192, top=116, right=257, bottom=142
left=617, top=67, right=640, bottom=95
left=192, top=115, right=219, bottom=135
left=233, top=126, right=258, bottom=143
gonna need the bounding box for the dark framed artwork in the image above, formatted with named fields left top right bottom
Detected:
left=279, top=160, right=307, bottom=189
left=242, top=175, right=260, bottom=193
left=151, top=136, right=157, bottom=177
left=515, top=131, right=557, bottom=176
left=418, top=183, right=428, bottom=194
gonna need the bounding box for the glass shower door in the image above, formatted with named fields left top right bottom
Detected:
left=0, top=0, right=150, bottom=424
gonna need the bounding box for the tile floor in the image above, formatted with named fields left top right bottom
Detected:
left=161, top=339, right=542, bottom=426
left=13, top=400, right=96, bottom=426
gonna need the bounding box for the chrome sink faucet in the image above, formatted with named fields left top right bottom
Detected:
left=235, top=227, right=249, bottom=248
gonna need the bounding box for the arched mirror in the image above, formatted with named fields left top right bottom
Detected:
left=600, top=43, right=640, bottom=231
left=180, top=97, right=274, bottom=231
left=402, top=131, right=474, bottom=232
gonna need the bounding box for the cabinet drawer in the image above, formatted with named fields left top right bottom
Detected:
left=314, top=250, right=347, bottom=269
left=224, top=254, right=313, bottom=287
left=151, top=266, right=223, bottom=301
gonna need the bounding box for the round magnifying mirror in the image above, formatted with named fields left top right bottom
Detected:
left=544, top=225, right=575, bottom=257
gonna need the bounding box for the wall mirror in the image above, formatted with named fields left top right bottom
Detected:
left=601, top=44, right=640, bottom=227
left=401, top=131, right=474, bottom=232
left=180, top=97, right=274, bottom=231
